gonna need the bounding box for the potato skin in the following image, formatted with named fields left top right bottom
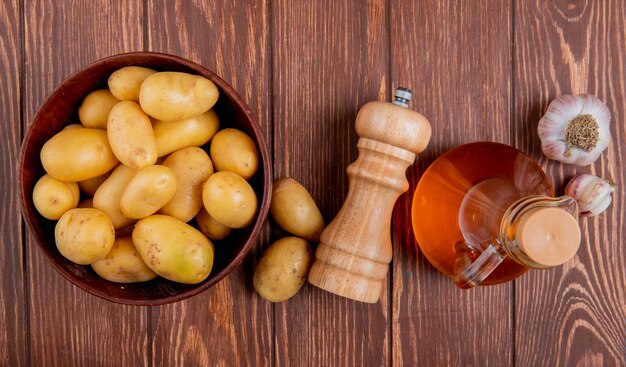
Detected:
left=55, top=208, right=115, bottom=265
left=202, top=171, right=257, bottom=228
left=91, top=236, right=157, bottom=283
left=209, top=128, right=259, bottom=180
left=41, top=128, right=118, bottom=182
left=108, top=66, right=156, bottom=101
left=253, top=237, right=313, bottom=302
left=195, top=207, right=232, bottom=240
left=78, top=89, right=119, bottom=129
left=107, top=101, right=158, bottom=169
left=161, top=147, right=214, bottom=222
left=153, top=110, right=220, bottom=157
left=33, top=174, right=80, bottom=220
left=270, top=178, right=325, bottom=242
left=93, top=164, right=138, bottom=229
left=120, top=165, right=178, bottom=219
left=133, top=215, right=214, bottom=284
left=78, top=171, right=111, bottom=197
left=139, top=71, right=219, bottom=122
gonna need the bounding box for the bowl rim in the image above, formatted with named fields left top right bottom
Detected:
left=18, top=51, right=272, bottom=306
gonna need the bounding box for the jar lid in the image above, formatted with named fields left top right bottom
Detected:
left=516, top=207, right=581, bottom=266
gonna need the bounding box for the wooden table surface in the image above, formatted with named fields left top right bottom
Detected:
left=2, top=0, right=625, bottom=366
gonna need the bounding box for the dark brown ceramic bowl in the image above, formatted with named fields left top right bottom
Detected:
left=19, top=52, right=271, bottom=306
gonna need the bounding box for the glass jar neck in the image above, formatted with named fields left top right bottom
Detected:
left=497, top=195, right=579, bottom=269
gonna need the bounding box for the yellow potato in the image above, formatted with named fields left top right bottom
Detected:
left=78, top=89, right=119, bottom=129
left=93, top=164, right=138, bottom=229
left=55, top=208, right=115, bottom=265
left=139, top=71, right=219, bottom=122
left=91, top=236, right=157, bottom=283
left=78, top=171, right=111, bottom=197
left=210, top=128, right=259, bottom=180
left=41, top=128, right=118, bottom=182
left=77, top=199, right=93, bottom=208
left=62, top=124, right=83, bottom=130
left=133, top=215, right=214, bottom=284
left=253, top=237, right=313, bottom=302
left=270, top=178, right=325, bottom=242
left=161, top=147, right=214, bottom=222
left=32, top=174, right=80, bottom=220
left=120, top=165, right=177, bottom=219
left=108, top=66, right=156, bottom=101
left=107, top=101, right=158, bottom=169
left=195, top=207, right=232, bottom=240
left=153, top=110, right=220, bottom=157
left=202, top=171, right=257, bottom=228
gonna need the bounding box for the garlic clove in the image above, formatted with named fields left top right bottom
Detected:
left=538, top=94, right=611, bottom=166
left=564, top=173, right=616, bottom=217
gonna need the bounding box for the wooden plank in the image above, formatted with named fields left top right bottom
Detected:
left=23, top=1, right=148, bottom=365
left=0, top=0, right=27, bottom=365
left=145, top=1, right=273, bottom=365
left=390, top=1, right=513, bottom=365
left=514, top=1, right=626, bottom=365
left=271, top=1, right=390, bottom=365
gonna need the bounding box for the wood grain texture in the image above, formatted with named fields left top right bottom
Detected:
left=390, top=1, right=513, bottom=365
left=146, top=1, right=274, bottom=365
left=514, top=1, right=626, bottom=365
left=271, top=0, right=390, bottom=365
left=23, top=1, right=148, bottom=365
left=4, top=0, right=626, bottom=365
left=0, top=0, right=27, bottom=365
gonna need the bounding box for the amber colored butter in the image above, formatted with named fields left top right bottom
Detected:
left=516, top=207, right=581, bottom=267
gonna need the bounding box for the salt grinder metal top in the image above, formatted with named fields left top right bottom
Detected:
left=307, top=88, right=432, bottom=303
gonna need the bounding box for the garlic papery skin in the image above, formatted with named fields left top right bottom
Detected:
left=538, top=94, right=611, bottom=166
left=565, top=173, right=616, bottom=217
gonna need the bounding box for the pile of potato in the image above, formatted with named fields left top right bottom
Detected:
left=33, top=66, right=260, bottom=285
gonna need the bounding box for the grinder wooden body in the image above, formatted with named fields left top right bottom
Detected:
left=307, top=99, right=431, bottom=303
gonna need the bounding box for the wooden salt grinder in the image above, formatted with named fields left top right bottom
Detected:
left=307, top=88, right=432, bottom=303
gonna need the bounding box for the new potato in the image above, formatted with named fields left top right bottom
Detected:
left=139, top=71, right=219, bottom=122
left=133, top=215, right=214, bottom=284
left=202, top=171, right=257, bottom=228
left=91, top=236, right=157, bottom=283
left=78, top=89, right=119, bottom=129
left=210, top=128, right=259, bottom=180
left=270, top=178, right=325, bottom=242
left=32, top=174, right=80, bottom=220
left=153, top=110, right=220, bottom=157
left=195, top=207, right=232, bottom=240
left=161, top=147, right=214, bottom=222
left=93, top=164, right=138, bottom=229
left=120, top=165, right=178, bottom=219
left=55, top=208, right=115, bottom=265
left=108, top=66, right=156, bottom=101
left=107, top=101, right=158, bottom=169
left=253, top=237, right=313, bottom=302
left=41, top=128, right=118, bottom=182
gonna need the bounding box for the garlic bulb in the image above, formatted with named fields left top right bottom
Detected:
left=565, top=173, right=616, bottom=217
left=538, top=94, right=611, bottom=166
